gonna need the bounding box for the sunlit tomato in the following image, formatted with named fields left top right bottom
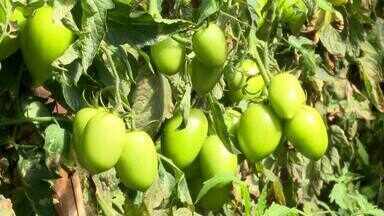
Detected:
left=285, top=106, right=328, bottom=160
left=162, top=109, right=208, bottom=169
left=72, top=108, right=100, bottom=151
left=329, top=0, right=348, bottom=6
left=237, top=104, right=283, bottom=161
left=115, top=131, right=158, bottom=191
left=193, top=23, right=227, bottom=67
left=20, top=5, right=74, bottom=86
left=198, top=135, right=237, bottom=210
left=199, top=135, right=237, bottom=180
left=227, top=75, right=265, bottom=103
left=0, top=7, right=26, bottom=60
left=150, top=37, right=185, bottom=75
left=269, top=73, right=306, bottom=119
left=78, top=112, right=126, bottom=173
left=224, top=59, right=258, bottom=91
left=190, top=58, right=222, bottom=95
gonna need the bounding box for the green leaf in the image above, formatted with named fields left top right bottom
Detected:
left=195, top=174, right=238, bottom=204
left=196, top=0, right=219, bottom=24
left=263, top=203, right=299, bottom=216
left=319, top=25, right=346, bottom=56
left=131, top=69, right=173, bottom=135
left=43, top=124, right=72, bottom=171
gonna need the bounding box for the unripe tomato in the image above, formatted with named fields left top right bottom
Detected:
left=73, top=107, right=102, bottom=164
left=20, top=5, right=74, bottom=86
left=329, top=0, right=348, bottom=6
left=190, top=58, right=222, bottom=95
left=115, top=131, right=158, bottom=191
left=224, top=69, right=245, bottom=91
left=193, top=23, right=227, bottom=67
left=238, top=59, right=258, bottom=76
left=227, top=75, right=265, bottom=103
left=199, top=135, right=237, bottom=180
left=162, top=109, right=208, bottom=169
left=269, top=73, right=306, bottom=119
left=198, top=135, right=237, bottom=210
left=237, top=104, right=282, bottom=161
left=224, top=59, right=258, bottom=91
left=79, top=112, right=126, bottom=173
left=0, top=7, right=26, bottom=60
left=150, top=37, right=185, bottom=75
left=285, top=106, right=328, bottom=160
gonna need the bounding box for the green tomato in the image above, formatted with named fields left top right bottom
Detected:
left=227, top=75, right=265, bottom=103
left=116, top=131, right=158, bottom=191
left=199, top=185, right=232, bottom=211
left=0, top=7, right=26, bottom=60
left=238, top=59, right=258, bottom=76
left=285, top=106, right=328, bottom=160
left=79, top=112, right=126, bottom=173
left=237, top=104, right=283, bottom=161
left=193, top=23, right=227, bottom=67
left=190, top=58, right=222, bottom=95
left=73, top=107, right=102, bottom=165
left=329, top=0, right=348, bottom=6
left=199, top=135, right=237, bottom=180
left=162, top=108, right=208, bottom=169
left=150, top=37, right=185, bottom=75
left=224, top=69, right=245, bottom=91
left=198, top=135, right=237, bottom=211
left=224, top=59, right=258, bottom=91
left=20, top=5, right=74, bottom=86
left=269, top=73, right=306, bottom=119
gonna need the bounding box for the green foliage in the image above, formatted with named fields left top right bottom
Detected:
left=0, top=0, right=384, bottom=215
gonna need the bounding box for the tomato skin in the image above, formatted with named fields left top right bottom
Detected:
left=269, top=73, right=306, bottom=119
left=79, top=112, right=126, bottom=173
left=199, top=135, right=237, bottom=180
left=227, top=75, right=265, bottom=103
left=198, top=135, right=237, bottom=210
left=285, top=106, right=328, bottom=160
left=150, top=37, right=185, bottom=75
left=115, top=131, right=158, bottom=191
left=73, top=108, right=102, bottom=165
left=190, top=58, right=222, bottom=95
left=193, top=23, right=227, bottom=67
left=0, top=7, right=26, bottom=60
left=20, top=5, right=74, bottom=86
left=224, top=59, right=258, bottom=91
left=237, top=104, right=282, bottom=161
left=162, top=109, right=208, bottom=169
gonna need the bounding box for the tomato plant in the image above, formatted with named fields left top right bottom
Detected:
left=237, top=104, right=283, bottom=161
left=150, top=37, right=185, bottom=75
left=115, top=131, right=158, bottom=191
left=285, top=105, right=328, bottom=160
left=162, top=109, right=208, bottom=169
left=20, top=5, right=74, bottom=86
left=1, top=0, right=383, bottom=215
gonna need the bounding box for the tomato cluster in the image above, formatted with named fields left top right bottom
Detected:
left=73, top=107, right=158, bottom=191
left=149, top=21, right=329, bottom=209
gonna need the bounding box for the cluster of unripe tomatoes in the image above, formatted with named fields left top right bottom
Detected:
left=73, top=22, right=329, bottom=210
